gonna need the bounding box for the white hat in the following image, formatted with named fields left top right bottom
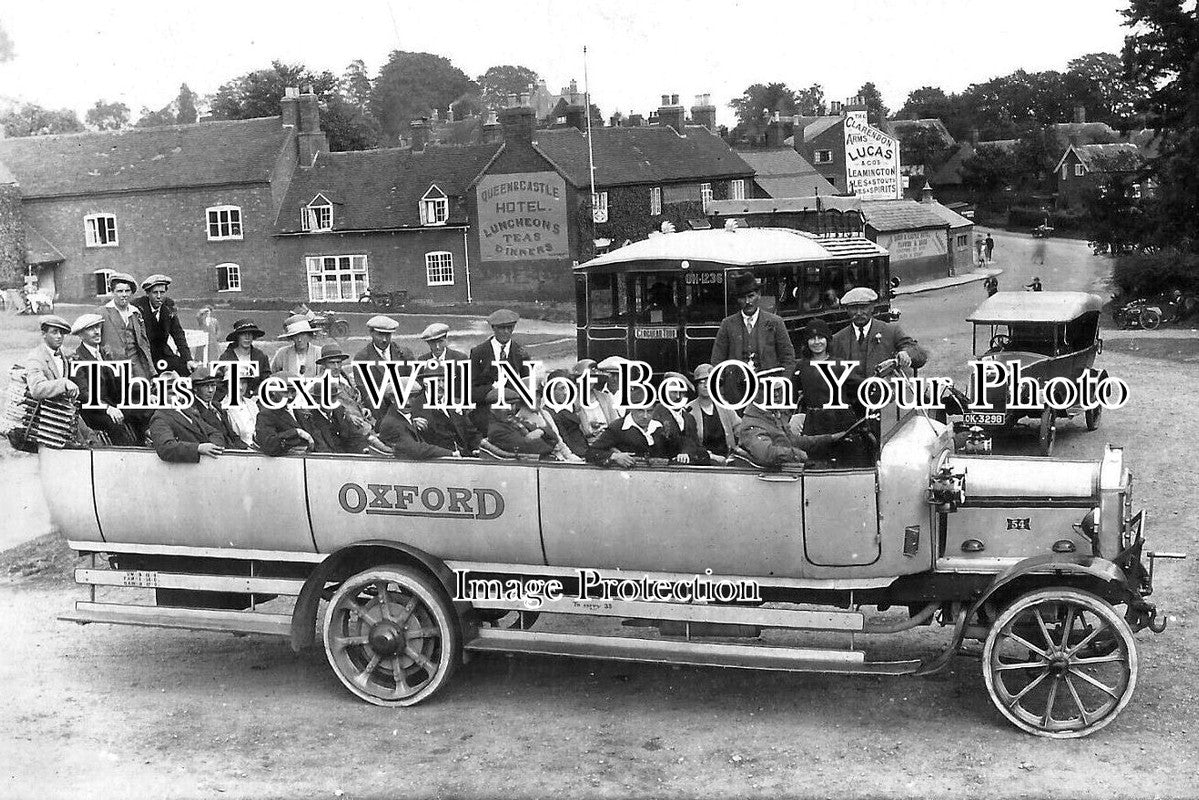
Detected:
left=419, top=322, right=450, bottom=341
left=596, top=356, right=627, bottom=371
left=366, top=315, right=399, bottom=333
left=279, top=317, right=319, bottom=338
left=841, top=287, right=879, bottom=305
left=71, top=313, right=104, bottom=334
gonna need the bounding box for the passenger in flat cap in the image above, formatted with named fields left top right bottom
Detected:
left=418, top=322, right=467, bottom=365
left=469, top=309, right=529, bottom=434
left=827, top=286, right=926, bottom=402
left=485, top=386, right=558, bottom=459
left=98, top=273, right=154, bottom=380
left=133, top=274, right=193, bottom=376
left=24, top=316, right=79, bottom=402
left=149, top=367, right=248, bottom=462
left=734, top=372, right=851, bottom=468
left=70, top=313, right=141, bottom=446
left=353, top=315, right=414, bottom=420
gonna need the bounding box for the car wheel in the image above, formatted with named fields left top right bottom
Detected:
left=1085, top=405, right=1102, bottom=431
left=323, top=564, right=461, bottom=707
left=983, top=588, right=1137, bottom=738
left=1140, top=308, right=1162, bottom=330
left=1038, top=408, right=1056, bottom=456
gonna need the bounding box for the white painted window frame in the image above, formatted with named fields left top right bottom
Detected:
left=425, top=251, right=455, bottom=286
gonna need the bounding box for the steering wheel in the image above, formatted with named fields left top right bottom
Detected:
left=990, top=334, right=1011, bottom=351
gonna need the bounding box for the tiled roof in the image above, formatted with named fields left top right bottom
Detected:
left=1074, top=143, right=1142, bottom=171
left=859, top=199, right=949, bottom=232
left=0, top=117, right=290, bottom=197
left=803, top=117, right=842, bottom=141
left=884, top=118, right=956, bottom=149
left=25, top=227, right=65, bottom=265
left=918, top=199, right=973, bottom=230
left=531, top=125, right=754, bottom=188
left=276, top=142, right=503, bottom=233
left=734, top=148, right=837, bottom=197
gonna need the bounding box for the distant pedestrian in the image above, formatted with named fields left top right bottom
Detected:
left=984, top=234, right=995, bottom=262
left=984, top=276, right=999, bottom=297
left=1033, top=238, right=1047, bottom=266
left=1025, top=277, right=1043, bottom=292
left=975, top=238, right=985, bottom=264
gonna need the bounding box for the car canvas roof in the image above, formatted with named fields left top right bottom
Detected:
left=967, top=291, right=1104, bottom=323
left=575, top=228, right=886, bottom=272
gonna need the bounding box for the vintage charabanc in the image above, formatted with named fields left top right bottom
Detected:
left=944, top=291, right=1109, bottom=456
left=41, top=396, right=1183, bottom=738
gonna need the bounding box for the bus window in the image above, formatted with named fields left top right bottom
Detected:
left=845, top=260, right=868, bottom=290
left=631, top=273, right=682, bottom=323
left=822, top=264, right=846, bottom=308
left=682, top=270, right=726, bottom=324
left=588, top=273, right=627, bottom=323
left=755, top=265, right=802, bottom=316
left=801, top=265, right=824, bottom=311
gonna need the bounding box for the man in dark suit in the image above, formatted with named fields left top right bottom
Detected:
left=254, top=380, right=319, bottom=456
left=469, top=309, right=530, bottom=434
left=133, top=274, right=194, bottom=376
left=417, top=322, right=468, bottom=365
left=149, top=367, right=248, bottom=462
left=304, top=405, right=370, bottom=454
left=827, top=287, right=927, bottom=391
left=70, top=313, right=140, bottom=445
left=651, top=372, right=710, bottom=466
left=352, top=315, right=414, bottom=420
left=377, top=385, right=456, bottom=460
left=709, top=272, right=796, bottom=403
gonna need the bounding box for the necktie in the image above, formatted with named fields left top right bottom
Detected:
left=500, top=344, right=509, bottom=362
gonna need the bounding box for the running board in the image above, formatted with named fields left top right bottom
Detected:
left=59, top=602, right=291, bottom=637
left=465, top=628, right=920, bottom=675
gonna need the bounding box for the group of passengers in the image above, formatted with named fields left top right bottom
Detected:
left=19, top=268, right=927, bottom=470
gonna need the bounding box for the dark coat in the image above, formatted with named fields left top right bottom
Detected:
left=419, top=347, right=469, bottom=364
left=827, top=318, right=926, bottom=384
left=72, top=343, right=139, bottom=445
left=469, top=338, right=529, bottom=405
left=487, top=412, right=556, bottom=456
left=133, top=296, right=192, bottom=374
left=549, top=409, right=588, bottom=457
left=652, top=405, right=711, bottom=464
left=254, top=405, right=316, bottom=456
left=377, top=407, right=454, bottom=460
left=305, top=407, right=369, bottom=454
left=415, top=406, right=479, bottom=453
left=710, top=309, right=796, bottom=374
left=352, top=341, right=414, bottom=418
left=734, top=404, right=839, bottom=466
left=586, top=415, right=674, bottom=465
left=149, top=403, right=247, bottom=463
left=792, top=358, right=859, bottom=435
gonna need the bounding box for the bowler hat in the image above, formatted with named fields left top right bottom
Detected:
left=487, top=309, right=519, bottom=327
left=841, top=286, right=879, bottom=305
left=316, top=344, right=349, bottom=364
left=366, top=315, right=399, bottom=333
left=730, top=272, right=763, bottom=297
left=39, top=315, right=71, bottom=333
left=70, top=313, right=104, bottom=334
left=226, top=318, right=265, bottom=342
left=141, top=274, right=172, bottom=291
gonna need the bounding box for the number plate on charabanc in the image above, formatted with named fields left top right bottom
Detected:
left=962, top=412, right=1005, bottom=426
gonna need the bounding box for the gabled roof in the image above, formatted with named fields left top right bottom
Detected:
left=859, top=199, right=949, bottom=232
left=531, top=125, right=754, bottom=188
left=803, top=117, right=842, bottom=141
left=276, top=142, right=503, bottom=233
left=917, top=199, right=973, bottom=230
left=0, top=117, right=290, bottom=197
left=1053, top=143, right=1143, bottom=175
left=734, top=148, right=836, bottom=197
left=883, top=118, right=956, bottom=149
left=25, top=227, right=65, bottom=266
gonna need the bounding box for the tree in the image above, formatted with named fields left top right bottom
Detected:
left=340, top=60, right=372, bottom=110
left=729, top=82, right=798, bottom=143
left=857, top=82, right=889, bottom=126
left=321, top=95, right=380, bottom=151
left=897, top=86, right=953, bottom=120
left=369, top=51, right=477, bottom=141
left=136, top=104, right=177, bottom=127
left=794, top=84, right=826, bottom=116
left=0, top=103, right=84, bottom=136
left=1063, top=52, right=1148, bottom=127
left=209, top=60, right=338, bottom=120
left=899, top=126, right=951, bottom=169
left=450, top=93, right=484, bottom=120
left=1081, top=174, right=1153, bottom=254
left=477, top=64, right=539, bottom=112
left=176, top=83, right=198, bottom=124
left=1121, top=0, right=1199, bottom=253
left=86, top=99, right=130, bottom=131
left=960, top=143, right=1016, bottom=201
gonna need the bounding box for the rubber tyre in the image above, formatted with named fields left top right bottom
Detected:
left=1140, top=308, right=1162, bottom=330
left=323, top=565, right=460, bottom=707
left=1038, top=408, right=1056, bottom=456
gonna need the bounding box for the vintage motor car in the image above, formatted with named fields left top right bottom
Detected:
left=42, top=402, right=1183, bottom=739
left=944, top=291, right=1108, bottom=456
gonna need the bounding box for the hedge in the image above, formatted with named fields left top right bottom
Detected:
left=1111, top=250, right=1199, bottom=297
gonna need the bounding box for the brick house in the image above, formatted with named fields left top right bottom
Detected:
left=1053, top=143, right=1145, bottom=210
left=0, top=88, right=326, bottom=303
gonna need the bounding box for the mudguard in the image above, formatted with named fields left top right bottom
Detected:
left=289, top=539, right=469, bottom=652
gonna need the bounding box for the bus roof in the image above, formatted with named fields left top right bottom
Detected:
left=575, top=228, right=886, bottom=272
left=967, top=291, right=1104, bottom=324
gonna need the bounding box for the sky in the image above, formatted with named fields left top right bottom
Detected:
left=0, top=0, right=1131, bottom=127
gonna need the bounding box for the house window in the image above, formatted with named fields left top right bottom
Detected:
left=650, top=187, right=662, bottom=216
left=1074, top=163, right=1086, bottom=177
left=206, top=206, right=243, bottom=241
left=814, top=150, right=833, bottom=164
left=425, top=251, right=455, bottom=286
left=305, top=255, right=368, bottom=302
left=592, top=191, right=608, bottom=223
left=301, top=195, right=333, bottom=232
left=700, top=182, right=712, bottom=210
left=92, top=269, right=114, bottom=296
left=419, top=186, right=449, bottom=226
left=730, top=179, right=746, bottom=200
left=216, top=263, right=241, bottom=292
left=84, top=214, right=118, bottom=247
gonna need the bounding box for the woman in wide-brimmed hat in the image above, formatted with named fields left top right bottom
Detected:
left=215, top=317, right=271, bottom=398
left=270, top=314, right=320, bottom=379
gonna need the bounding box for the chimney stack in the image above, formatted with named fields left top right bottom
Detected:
left=765, top=110, right=784, bottom=147
left=657, top=92, right=685, bottom=133
left=296, top=86, right=327, bottom=167
left=830, top=99, right=843, bottom=115
left=281, top=86, right=300, bottom=128
left=690, top=93, right=716, bottom=132
left=1074, top=105, right=1086, bottom=124
left=563, top=103, right=587, bottom=131
left=409, top=118, right=429, bottom=152
left=499, top=104, right=536, bottom=144
left=482, top=111, right=503, bottom=144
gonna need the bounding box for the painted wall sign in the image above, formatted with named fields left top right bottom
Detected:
left=476, top=172, right=569, bottom=262
left=877, top=229, right=947, bottom=262
left=843, top=111, right=901, bottom=201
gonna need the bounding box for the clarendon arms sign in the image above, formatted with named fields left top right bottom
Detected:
left=843, top=110, right=901, bottom=201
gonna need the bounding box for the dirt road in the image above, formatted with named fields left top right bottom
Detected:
left=3, top=234, right=1198, bottom=798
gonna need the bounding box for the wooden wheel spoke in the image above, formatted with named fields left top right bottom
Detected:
left=352, top=598, right=380, bottom=626
left=406, top=626, right=442, bottom=640
left=1032, top=608, right=1056, bottom=651
left=375, top=581, right=394, bottom=621
left=1064, top=625, right=1103, bottom=657
left=404, top=646, right=436, bottom=673
left=390, top=657, right=411, bottom=697
left=994, top=660, right=1045, bottom=671
left=1041, top=675, right=1061, bottom=728
left=1002, top=630, right=1050, bottom=659
left=354, top=654, right=382, bottom=688
left=1068, top=667, right=1120, bottom=699
left=393, top=597, right=419, bottom=628
left=331, top=635, right=369, bottom=651
left=1058, top=607, right=1077, bottom=650
left=1063, top=674, right=1094, bottom=727
left=1005, top=669, right=1049, bottom=708
left=1072, top=652, right=1125, bottom=666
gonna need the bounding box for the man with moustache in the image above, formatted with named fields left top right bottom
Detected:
left=710, top=271, right=795, bottom=403
left=827, top=287, right=927, bottom=412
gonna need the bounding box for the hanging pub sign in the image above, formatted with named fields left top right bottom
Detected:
left=476, top=172, right=570, bottom=262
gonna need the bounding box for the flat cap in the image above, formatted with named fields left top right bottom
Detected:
left=840, top=287, right=879, bottom=305
left=661, top=371, right=694, bottom=391
left=487, top=309, right=519, bottom=327
left=141, top=274, right=172, bottom=291
left=366, top=315, right=399, bottom=333
left=419, top=322, right=450, bottom=341
left=596, top=356, right=627, bottom=371
left=570, top=358, right=597, bottom=376
left=485, top=386, right=524, bottom=404
left=39, top=315, right=71, bottom=333
left=107, top=272, right=138, bottom=291
left=189, top=365, right=222, bottom=385
left=70, top=313, right=104, bottom=334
